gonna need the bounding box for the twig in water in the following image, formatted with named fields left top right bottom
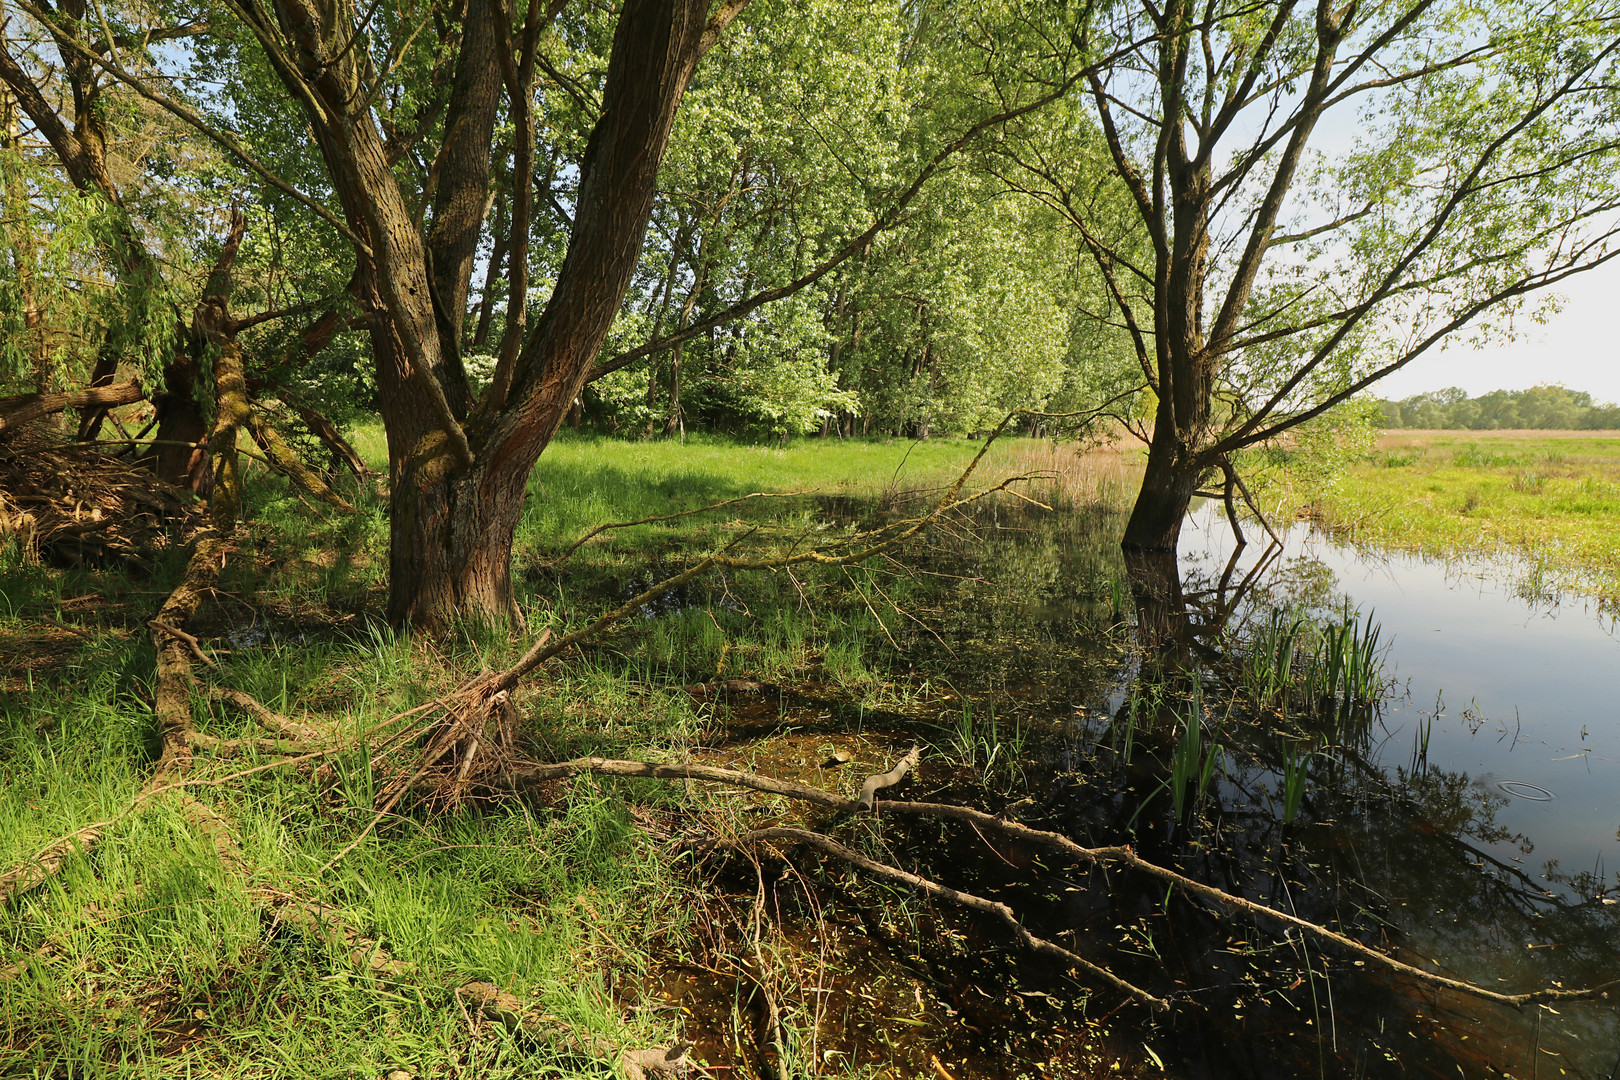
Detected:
left=710, top=825, right=1170, bottom=1012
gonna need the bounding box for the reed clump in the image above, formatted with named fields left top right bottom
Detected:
left=1240, top=602, right=1387, bottom=724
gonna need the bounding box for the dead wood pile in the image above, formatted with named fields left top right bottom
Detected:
left=0, top=427, right=197, bottom=567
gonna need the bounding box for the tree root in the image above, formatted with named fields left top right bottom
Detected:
left=857, top=745, right=919, bottom=810
left=206, top=686, right=329, bottom=744
left=0, top=820, right=110, bottom=905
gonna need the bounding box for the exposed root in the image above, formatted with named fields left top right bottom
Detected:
left=0, top=820, right=109, bottom=905
left=207, top=686, right=329, bottom=744
left=857, top=745, right=919, bottom=811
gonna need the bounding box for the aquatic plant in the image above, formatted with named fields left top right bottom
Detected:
left=1241, top=603, right=1386, bottom=725
left=1281, top=750, right=1310, bottom=824
left=939, top=693, right=1028, bottom=790
left=1170, top=690, right=1223, bottom=821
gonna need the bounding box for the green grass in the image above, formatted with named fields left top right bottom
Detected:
left=0, top=605, right=687, bottom=1078
left=1, top=430, right=1126, bottom=1079
left=1285, top=431, right=1620, bottom=602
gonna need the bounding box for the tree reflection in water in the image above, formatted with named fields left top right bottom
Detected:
left=1100, top=539, right=1620, bottom=1077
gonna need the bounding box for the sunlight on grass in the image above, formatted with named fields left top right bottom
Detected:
left=1285, top=431, right=1620, bottom=601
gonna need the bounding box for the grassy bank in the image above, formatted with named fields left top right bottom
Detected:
left=0, top=432, right=1136, bottom=1079
left=1275, top=430, right=1620, bottom=603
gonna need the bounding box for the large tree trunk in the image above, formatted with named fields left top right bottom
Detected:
left=252, top=0, right=708, bottom=631
left=1121, top=421, right=1202, bottom=552
left=387, top=454, right=528, bottom=628
left=148, top=353, right=211, bottom=491
left=387, top=0, right=710, bottom=630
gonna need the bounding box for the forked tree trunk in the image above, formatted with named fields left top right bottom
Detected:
left=1121, top=430, right=1202, bottom=553
left=387, top=453, right=528, bottom=627
left=378, top=0, right=710, bottom=630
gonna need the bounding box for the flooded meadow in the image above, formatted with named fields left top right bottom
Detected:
left=637, top=470, right=1620, bottom=1079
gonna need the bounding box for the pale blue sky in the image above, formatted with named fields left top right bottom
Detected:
left=1371, top=259, right=1620, bottom=404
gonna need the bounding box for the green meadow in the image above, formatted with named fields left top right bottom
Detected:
left=1277, top=430, right=1620, bottom=603
left=1, top=433, right=1134, bottom=1080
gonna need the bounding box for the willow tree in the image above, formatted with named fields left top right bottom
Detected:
left=1002, top=0, right=1620, bottom=554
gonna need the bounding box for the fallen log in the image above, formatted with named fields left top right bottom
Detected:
left=0, top=380, right=144, bottom=436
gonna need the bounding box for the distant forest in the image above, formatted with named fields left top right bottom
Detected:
left=1374, top=385, right=1620, bottom=429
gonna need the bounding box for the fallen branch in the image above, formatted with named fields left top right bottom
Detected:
left=870, top=799, right=1620, bottom=1010
left=0, top=379, right=144, bottom=435
left=501, top=754, right=1620, bottom=1012
left=709, top=825, right=1170, bottom=1012
left=507, top=755, right=862, bottom=811
left=542, top=490, right=814, bottom=568
left=149, top=618, right=221, bottom=670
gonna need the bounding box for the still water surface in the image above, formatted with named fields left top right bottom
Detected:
left=1175, top=505, right=1620, bottom=1075
left=1179, top=505, right=1620, bottom=900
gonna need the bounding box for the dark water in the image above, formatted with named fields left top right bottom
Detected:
left=1167, top=505, right=1620, bottom=1076
left=889, top=497, right=1620, bottom=1076
left=624, top=491, right=1620, bottom=1077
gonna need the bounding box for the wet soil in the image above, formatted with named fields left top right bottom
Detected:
left=597, top=493, right=1620, bottom=1079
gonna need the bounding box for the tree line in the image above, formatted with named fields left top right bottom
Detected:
left=1375, top=386, right=1620, bottom=431
left=3, top=0, right=1619, bottom=629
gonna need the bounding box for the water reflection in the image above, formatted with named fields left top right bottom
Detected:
left=914, top=495, right=1620, bottom=1074
left=1173, top=504, right=1620, bottom=899
left=1116, top=505, right=1620, bottom=1075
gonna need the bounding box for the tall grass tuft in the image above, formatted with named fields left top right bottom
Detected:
left=1241, top=603, right=1387, bottom=726
left=1169, top=689, right=1223, bottom=821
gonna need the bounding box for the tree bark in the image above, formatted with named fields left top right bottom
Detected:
left=245, top=0, right=708, bottom=630
left=387, top=0, right=710, bottom=630
left=424, top=0, right=501, bottom=416
left=0, top=380, right=144, bottom=436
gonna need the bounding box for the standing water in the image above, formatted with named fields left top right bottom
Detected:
left=1175, top=504, right=1620, bottom=1076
